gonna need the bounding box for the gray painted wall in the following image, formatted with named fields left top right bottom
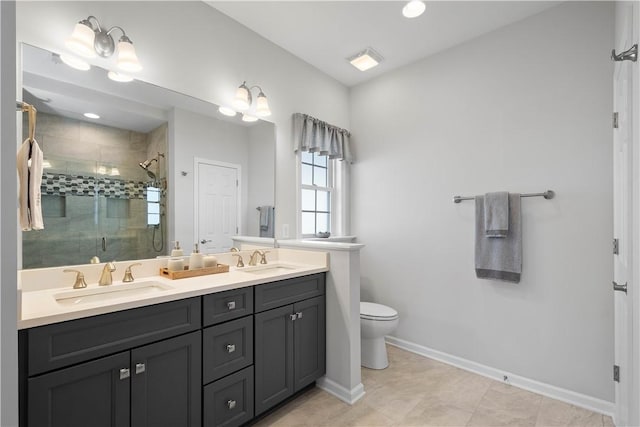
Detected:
left=350, top=2, right=614, bottom=401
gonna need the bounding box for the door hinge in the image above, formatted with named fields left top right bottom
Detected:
left=613, top=238, right=619, bottom=255
left=236, top=227, right=239, bottom=234
left=613, top=112, right=619, bottom=129
left=236, top=179, right=239, bottom=187
left=614, top=365, right=620, bottom=382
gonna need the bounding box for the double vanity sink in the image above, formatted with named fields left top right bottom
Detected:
left=19, top=249, right=327, bottom=329
left=18, top=248, right=329, bottom=427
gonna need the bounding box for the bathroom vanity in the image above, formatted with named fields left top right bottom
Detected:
left=17, top=250, right=327, bottom=427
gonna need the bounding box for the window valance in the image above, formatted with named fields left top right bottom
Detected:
left=293, top=113, right=352, bottom=162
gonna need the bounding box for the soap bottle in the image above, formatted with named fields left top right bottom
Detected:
left=188, top=243, right=204, bottom=270
left=171, top=241, right=184, bottom=257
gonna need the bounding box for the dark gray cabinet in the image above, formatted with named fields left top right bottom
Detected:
left=254, top=293, right=325, bottom=416
left=28, top=351, right=130, bottom=427
left=131, top=331, right=202, bottom=427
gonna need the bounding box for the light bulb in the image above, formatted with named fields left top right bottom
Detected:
left=402, top=0, right=426, bottom=18
left=65, top=21, right=96, bottom=58
left=83, top=113, right=100, bottom=119
left=116, top=38, right=142, bottom=73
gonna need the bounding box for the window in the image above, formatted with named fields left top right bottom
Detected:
left=301, top=151, right=332, bottom=236
left=146, top=186, right=161, bottom=226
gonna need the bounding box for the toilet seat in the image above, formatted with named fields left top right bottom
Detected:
left=360, top=302, right=398, bottom=321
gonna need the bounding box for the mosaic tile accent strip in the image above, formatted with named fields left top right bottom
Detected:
left=41, top=173, right=148, bottom=199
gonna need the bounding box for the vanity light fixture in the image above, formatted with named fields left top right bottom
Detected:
left=65, top=15, right=142, bottom=76
left=233, top=81, right=272, bottom=117
left=218, top=106, right=237, bottom=117
left=109, top=167, right=120, bottom=176
left=348, top=48, right=383, bottom=71
left=83, top=112, right=100, bottom=119
left=402, top=0, right=426, bottom=18
left=42, top=159, right=52, bottom=169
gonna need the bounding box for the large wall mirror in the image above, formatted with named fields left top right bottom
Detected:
left=20, top=44, right=276, bottom=269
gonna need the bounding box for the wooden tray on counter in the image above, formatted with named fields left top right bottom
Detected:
left=159, top=264, right=229, bottom=280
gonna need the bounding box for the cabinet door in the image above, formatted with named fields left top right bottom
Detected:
left=293, top=296, right=326, bottom=392
left=28, top=352, right=130, bottom=427
left=131, top=331, right=202, bottom=427
left=254, top=304, right=294, bottom=415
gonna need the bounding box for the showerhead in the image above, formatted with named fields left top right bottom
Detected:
left=139, top=158, right=157, bottom=180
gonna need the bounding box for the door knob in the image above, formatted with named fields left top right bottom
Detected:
left=200, top=239, right=212, bottom=244
left=613, top=281, right=628, bottom=294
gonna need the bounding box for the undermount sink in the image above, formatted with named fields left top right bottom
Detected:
left=242, top=264, right=299, bottom=275
left=54, top=281, right=174, bottom=306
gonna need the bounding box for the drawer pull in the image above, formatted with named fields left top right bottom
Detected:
left=227, top=399, right=237, bottom=410
left=296, top=311, right=303, bottom=319
left=227, top=301, right=236, bottom=310
left=135, top=363, right=146, bottom=374
left=226, top=344, right=236, bottom=353
left=119, top=368, right=130, bottom=380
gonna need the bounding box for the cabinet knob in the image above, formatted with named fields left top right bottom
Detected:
left=226, top=344, right=236, bottom=353
left=119, top=368, right=130, bottom=380
left=296, top=311, right=303, bottom=319
left=227, top=301, right=236, bottom=310
left=227, top=400, right=237, bottom=410
left=135, top=363, right=146, bottom=374
left=290, top=314, right=297, bottom=321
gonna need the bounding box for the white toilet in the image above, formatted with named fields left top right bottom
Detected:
left=360, top=302, right=399, bottom=369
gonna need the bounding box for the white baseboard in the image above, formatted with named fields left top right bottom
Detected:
left=316, top=376, right=365, bottom=405
left=385, top=336, right=614, bottom=417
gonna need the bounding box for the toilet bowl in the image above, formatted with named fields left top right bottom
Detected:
left=360, top=302, right=399, bottom=369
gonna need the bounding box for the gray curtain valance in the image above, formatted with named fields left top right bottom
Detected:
left=293, top=113, right=352, bottom=162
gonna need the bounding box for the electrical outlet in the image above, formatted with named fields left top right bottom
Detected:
left=282, top=224, right=290, bottom=238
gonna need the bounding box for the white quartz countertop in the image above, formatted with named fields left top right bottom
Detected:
left=19, top=248, right=328, bottom=329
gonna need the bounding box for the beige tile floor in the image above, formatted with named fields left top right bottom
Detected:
left=254, top=345, right=614, bottom=427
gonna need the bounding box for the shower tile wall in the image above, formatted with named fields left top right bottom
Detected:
left=22, top=113, right=168, bottom=268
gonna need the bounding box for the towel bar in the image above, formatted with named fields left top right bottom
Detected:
left=453, top=190, right=555, bottom=204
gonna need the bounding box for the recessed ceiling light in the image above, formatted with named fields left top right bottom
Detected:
left=59, top=53, right=90, bottom=71
left=107, top=71, right=134, bottom=82
left=402, top=0, right=426, bottom=18
left=218, top=106, right=237, bottom=117
left=83, top=112, right=100, bottom=119
left=242, top=114, right=259, bottom=123
left=348, top=48, right=383, bottom=72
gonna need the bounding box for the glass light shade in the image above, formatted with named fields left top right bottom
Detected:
left=402, top=0, right=426, bottom=18
left=66, top=22, right=97, bottom=58
left=83, top=112, right=100, bottom=119
left=107, top=71, right=134, bottom=82
left=116, top=40, right=142, bottom=73
left=60, top=53, right=91, bottom=71
left=42, top=160, right=52, bottom=169
left=255, top=93, right=271, bottom=117
left=242, top=114, right=259, bottom=123
left=218, top=106, right=237, bottom=117
left=97, top=166, right=107, bottom=175
left=234, top=85, right=251, bottom=110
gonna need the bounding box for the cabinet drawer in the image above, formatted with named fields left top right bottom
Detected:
left=203, top=287, right=253, bottom=327
left=203, top=366, right=254, bottom=427
left=28, top=297, right=201, bottom=375
left=255, top=273, right=325, bottom=312
left=203, top=317, right=253, bottom=384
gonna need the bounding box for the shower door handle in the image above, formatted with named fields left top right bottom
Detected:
left=102, top=237, right=107, bottom=251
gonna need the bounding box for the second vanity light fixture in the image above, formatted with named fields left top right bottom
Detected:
left=63, top=15, right=142, bottom=82
left=218, top=81, right=272, bottom=122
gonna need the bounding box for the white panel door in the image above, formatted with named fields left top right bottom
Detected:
left=196, top=161, right=239, bottom=253
left=613, top=3, right=636, bottom=425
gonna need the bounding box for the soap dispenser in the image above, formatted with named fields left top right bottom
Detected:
left=188, top=243, right=204, bottom=270
left=171, top=241, right=184, bottom=257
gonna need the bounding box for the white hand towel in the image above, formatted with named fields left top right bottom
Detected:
left=17, top=139, right=44, bottom=231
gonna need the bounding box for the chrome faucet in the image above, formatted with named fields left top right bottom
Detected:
left=122, top=263, right=142, bottom=283
left=99, top=261, right=116, bottom=286
left=249, top=250, right=262, bottom=266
